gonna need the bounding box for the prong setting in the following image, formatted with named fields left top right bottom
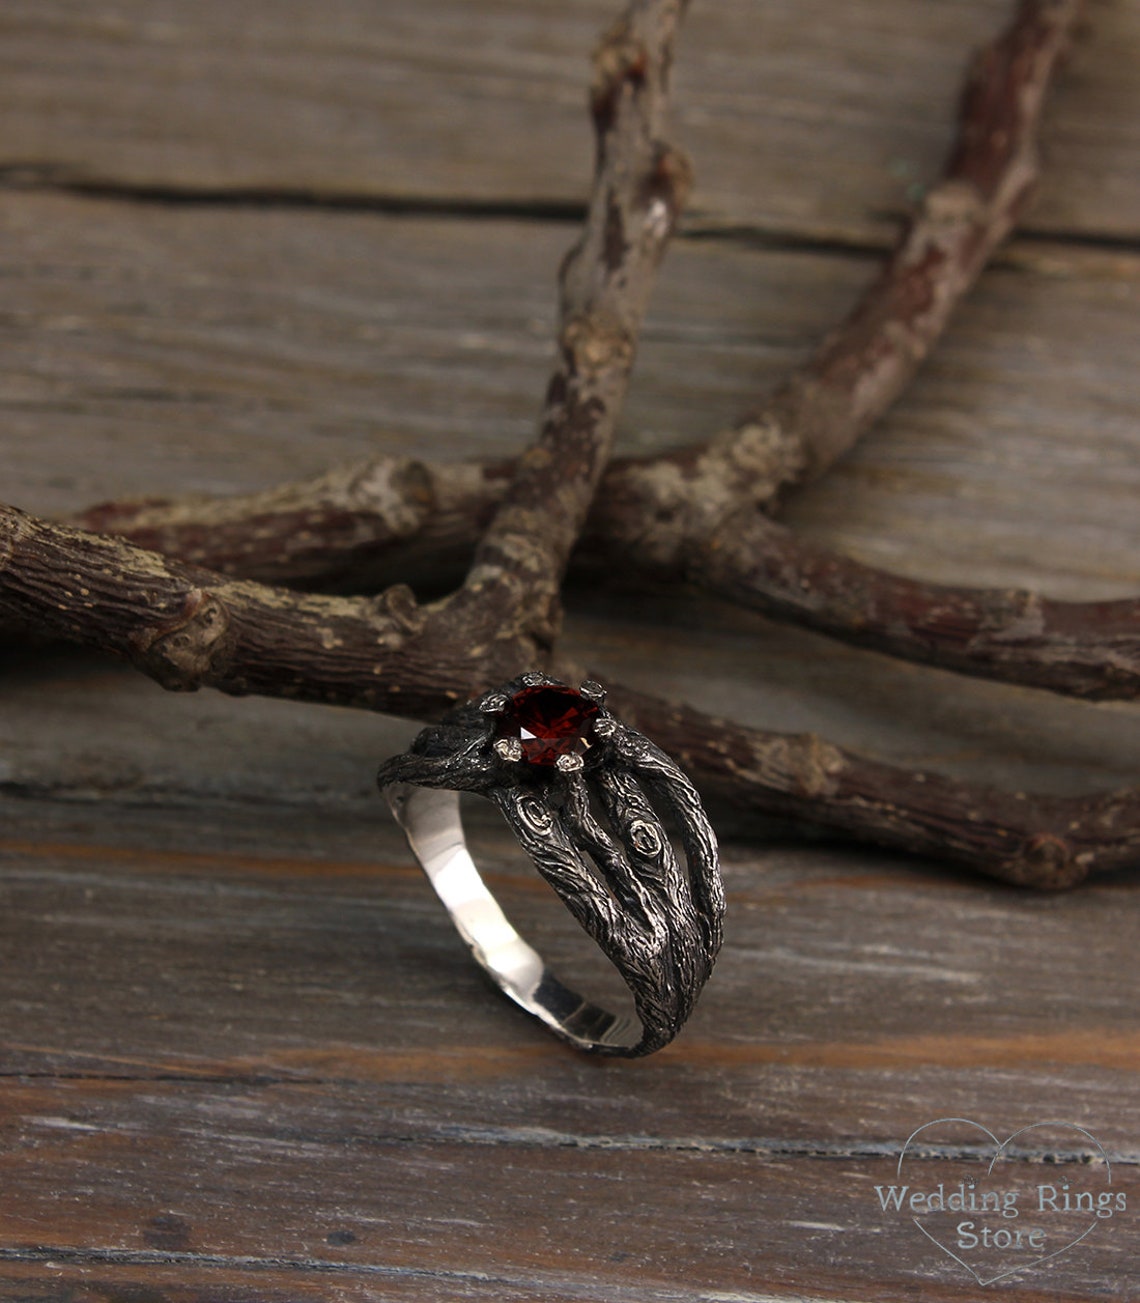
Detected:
left=578, top=680, right=607, bottom=704
left=378, top=674, right=724, bottom=1057
left=494, top=736, right=524, bottom=762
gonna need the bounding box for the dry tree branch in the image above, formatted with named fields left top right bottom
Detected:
left=607, top=685, right=1139, bottom=890
left=444, top=0, right=692, bottom=661
left=58, top=0, right=1117, bottom=707
left=389, top=0, right=692, bottom=683
left=64, top=454, right=506, bottom=589
left=588, top=0, right=1092, bottom=579
left=0, top=505, right=452, bottom=715
left=690, top=515, right=1140, bottom=702
left=67, top=454, right=509, bottom=591
left=2, top=502, right=1134, bottom=890
left=3, top=0, right=1134, bottom=891
left=680, top=0, right=1089, bottom=510
left=2, top=0, right=693, bottom=710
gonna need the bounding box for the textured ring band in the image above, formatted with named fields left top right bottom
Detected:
left=376, top=673, right=724, bottom=1056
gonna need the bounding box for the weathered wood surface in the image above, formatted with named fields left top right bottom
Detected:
left=2, top=0, right=1139, bottom=1300
left=3, top=195, right=1138, bottom=794
left=1, top=798, right=1138, bottom=1302
left=3, top=0, right=1140, bottom=245
left=5, top=194, right=1140, bottom=598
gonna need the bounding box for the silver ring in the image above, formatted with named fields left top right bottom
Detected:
left=376, top=673, right=724, bottom=1057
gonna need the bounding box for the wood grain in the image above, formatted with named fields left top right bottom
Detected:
left=1, top=800, right=1138, bottom=1110
left=3, top=190, right=1138, bottom=804
left=3, top=0, right=1139, bottom=245
left=3, top=194, right=1139, bottom=599
left=1, top=1, right=1139, bottom=1299
left=1, top=798, right=1138, bottom=1300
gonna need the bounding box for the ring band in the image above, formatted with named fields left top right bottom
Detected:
left=377, top=673, right=724, bottom=1056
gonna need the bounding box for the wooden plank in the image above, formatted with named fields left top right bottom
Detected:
left=0, top=1259, right=652, bottom=1303
left=785, top=243, right=1140, bottom=599
left=3, top=193, right=1139, bottom=599
left=1, top=1, right=1138, bottom=244
left=1, top=1088, right=1136, bottom=1300
left=1, top=798, right=1138, bottom=1133
left=0, top=798, right=1137, bottom=1300
left=2, top=191, right=1139, bottom=804
left=0, top=6, right=1137, bottom=1301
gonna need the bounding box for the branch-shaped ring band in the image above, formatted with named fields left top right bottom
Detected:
left=376, top=673, right=724, bottom=1056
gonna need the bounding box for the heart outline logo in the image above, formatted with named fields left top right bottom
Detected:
left=895, top=1118, right=1113, bottom=1287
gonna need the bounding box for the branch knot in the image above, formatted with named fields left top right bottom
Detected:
left=130, top=587, right=232, bottom=691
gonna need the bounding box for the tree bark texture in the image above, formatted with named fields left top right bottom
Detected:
left=3, top=0, right=1133, bottom=892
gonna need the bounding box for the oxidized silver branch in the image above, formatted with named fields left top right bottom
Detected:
left=377, top=673, right=724, bottom=1056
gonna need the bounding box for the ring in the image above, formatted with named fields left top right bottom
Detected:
left=376, top=673, right=724, bottom=1056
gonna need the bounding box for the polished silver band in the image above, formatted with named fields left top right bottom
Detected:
left=377, top=674, right=724, bottom=1057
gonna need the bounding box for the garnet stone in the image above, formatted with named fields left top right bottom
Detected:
left=496, top=683, right=599, bottom=766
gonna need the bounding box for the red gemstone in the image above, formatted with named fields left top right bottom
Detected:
left=497, top=684, right=599, bottom=766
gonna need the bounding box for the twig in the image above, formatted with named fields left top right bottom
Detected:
left=447, top=0, right=692, bottom=659
left=68, top=456, right=506, bottom=590
left=691, top=514, right=1140, bottom=702
left=3, top=500, right=1133, bottom=889
left=5, top=0, right=1127, bottom=889
left=0, top=505, right=463, bottom=718
left=657, top=0, right=1089, bottom=532
left=606, top=685, right=1137, bottom=890
left=63, top=1, right=1097, bottom=691
left=580, top=0, right=1091, bottom=598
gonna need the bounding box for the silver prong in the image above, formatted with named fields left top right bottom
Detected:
left=555, top=752, right=585, bottom=773
left=494, top=737, right=524, bottom=762
left=520, top=671, right=546, bottom=687
left=480, top=693, right=510, bottom=714
left=579, top=680, right=606, bottom=704
left=592, top=717, right=617, bottom=739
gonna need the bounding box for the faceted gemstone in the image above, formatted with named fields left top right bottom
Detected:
left=496, top=684, right=599, bottom=766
